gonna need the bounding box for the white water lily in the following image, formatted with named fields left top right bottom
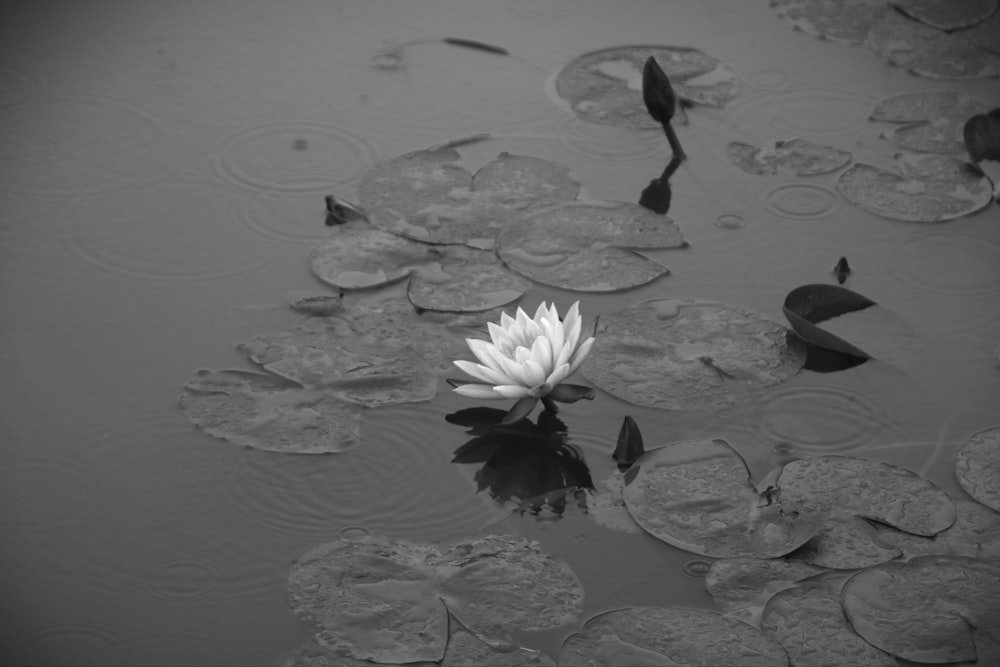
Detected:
left=450, top=301, right=596, bottom=421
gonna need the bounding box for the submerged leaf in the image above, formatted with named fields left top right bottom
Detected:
left=842, top=555, right=1000, bottom=664
left=875, top=498, right=1000, bottom=560
left=955, top=426, right=1000, bottom=512
left=872, top=91, right=991, bottom=153
left=704, top=557, right=825, bottom=624
left=584, top=299, right=805, bottom=410
left=727, top=138, right=852, bottom=176
left=622, top=439, right=824, bottom=558
left=867, top=8, right=997, bottom=78
left=789, top=514, right=901, bottom=569
left=761, top=583, right=897, bottom=667
left=555, top=45, right=740, bottom=129
left=496, top=200, right=683, bottom=292
left=559, top=606, right=789, bottom=667
left=770, top=0, right=890, bottom=44
left=837, top=153, right=992, bottom=221
left=889, top=0, right=999, bottom=31
left=179, top=369, right=362, bottom=454
left=442, top=630, right=556, bottom=667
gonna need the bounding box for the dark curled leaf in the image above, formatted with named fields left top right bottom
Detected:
left=783, top=284, right=874, bottom=358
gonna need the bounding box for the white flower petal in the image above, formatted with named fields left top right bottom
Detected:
left=467, top=339, right=502, bottom=370
left=498, top=354, right=531, bottom=387
left=493, top=384, right=532, bottom=398
left=453, top=383, right=504, bottom=399
left=530, top=335, right=553, bottom=373
left=514, top=345, right=532, bottom=365
left=545, top=362, right=571, bottom=387
left=453, top=359, right=509, bottom=385
left=566, top=336, right=595, bottom=375
left=520, top=358, right=548, bottom=387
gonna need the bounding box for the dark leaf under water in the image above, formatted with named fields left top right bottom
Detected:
left=871, top=91, right=991, bottom=154
left=726, top=138, right=852, bottom=176
left=770, top=0, right=890, bottom=44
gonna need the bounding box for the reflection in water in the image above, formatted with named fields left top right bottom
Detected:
left=447, top=407, right=593, bottom=518
left=639, top=153, right=683, bottom=214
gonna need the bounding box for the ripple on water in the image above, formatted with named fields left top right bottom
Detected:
left=216, top=121, right=377, bottom=193
left=883, top=226, right=1000, bottom=297
left=222, top=400, right=502, bottom=540
left=761, top=87, right=871, bottom=136
left=507, top=0, right=579, bottom=18
left=714, top=212, right=746, bottom=229
left=0, top=454, right=108, bottom=534
left=549, top=113, right=667, bottom=163
left=0, top=93, right=184, bottom=197
left=9, top=624, right=121, bottom=666
left=234, top=191, right=330, bottom=246
left=60, top=181, right=272, bottom=283
left=743, top=67, right=794, bottom=91
left=753, top=383, right=899, bottom=455
left=762, top=183, right=840, bottom=220
left=146, top=558, right=222, bottom=600
left=0, top=64, right=40, bottom=108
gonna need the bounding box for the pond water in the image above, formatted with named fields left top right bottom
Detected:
left=2, top=1, right=999, bottom=664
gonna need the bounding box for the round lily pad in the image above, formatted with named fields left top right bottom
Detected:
left=496, top=200, right=683, bottom=292
left=777, top=455, right=957, bottom=536
left=890, top=0, right=999, bottom=31
left=727, top=138, right=852, bottom=176
left=583, top=299, right=806, bottom=410
left=770, top=0, right=890, bottom=44
left=555, top=45, right=740, bottom=129
left=237, top=325, right=439, bottom=407
left=356, top=148, right=579, bottom=247
left=842, top=555, right=1000, bottom=664
left=871, top=91, right=991, bottom=153
left=876, top=498, right=1000, bottom=560
left=287, top=534, right=583, bottom=662
left=955, top=426, right=1000, bottom=512
left=407, top=245, right=529, bottom=312
left=309, top=219, right=439, bottom=290
left=559, top=606, right=789, bottom=667
left=704, top=557, right=825, bottom=624
left=622, top=439, right=824, bottom=558
left=837, top=153, right=993, bottom=221
left=789, top=515, right=901, bottom=569
left=867, top=8, right=997, bottom=78
left=179, top=369, right=362, bottom=454
left=761, top=584, right=897, bottom=667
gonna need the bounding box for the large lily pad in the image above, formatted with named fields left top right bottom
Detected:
left=727, top=138, right=852, bottom=176
left=287, top=535, right=583, bottom=662
left=872, top=91, right=991, bottom=153
left=875, top=498, right=1000, bottom=560
left=761, top=584, right=897, bottom=667
left=237, top=325, right=439, bottom=407
left=842, top=555, right=1000, bottom=664
left=407, top=245, right=529, bottom=312
left=356, top=148, right=579, bottom=247
left=867, top=8, right=997, bottom=78
left=559, top=606, right=789, bottom=667
left=890, top=0, right=999, bottom=31
left=837, top=153, right=992, bottom=221
left=496, top=200, right=683, bottom=292
left=622, top=438, right=824, bottom=558
left=179, top=369, right=362, bottom=454
left=310, top=219, right=439, bottom=290
left=955, top=426, right=1000, bottom=512
left=583, top=299, right=806, bottom=410
left=777, top=455, right=957, bottom=536
left=770, top=0, right=890, bottom=44
left=704, top=557, right=825, bottom=624
left=554, top=45, right=740, bottom=129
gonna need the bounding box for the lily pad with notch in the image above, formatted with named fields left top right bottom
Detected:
left=875, top=498, right=1000, bottom=560
left=837, top=153, right=993, bottom=221
left=867, top=8, right=997, bottom=78
left=704, top=556, right=825, bottom=625
left=621, top=438, right=825, bottom=558
left=559, top=606, right=789, bottom=667
left=554, top=45, right=740, bottom=129
left=356, top=147, right=579, bottom=247
left=584, top=299, right=806, bottom=410
left=178, top=369, right=362, bottom=454
left=871, top=91, right=991, bottom=154
left=841, top=555, right=1000, bottom=664
left=727, top=138, right=852, bottom=176
left=770, top=0, right=890, bottom=44
left=955, top=426, right=1000, bottom=512
left=889, top=0, right=999, bottom=31
left=287, top=534, right=583, bottom=663
left=406, top=244, right=529, bottom=312
left=496, top=200, right=685, bottom=292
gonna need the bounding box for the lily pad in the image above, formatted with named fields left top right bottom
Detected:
left=958, top=7, right=1000, bottom=54
left=583, top=299, right=806, bottom=410
left=770, top=0, right=890, bottom=44
left=890, top=0, right=999, bottom=31
left=441, top=629, right=556, bottom=666
left=842, top=555, right=1000, bottom=664
left=555, top=45, right=740, bottom=129
left=782, top=283, right=875, bottom=359
left=287, top=534, right=583, bottom=662
left=761, top=584, right=897, bottom=667
left=964, top=107, right=1000, bottom=202
left=704, top=557, right=825, bottom=624
left=585, top=471, right=645, bottom=535
left=837, top=153, right=992, bottom=221
left=559, top=606, right=789, bottom=667
left=727, top=138, right=852, bottom=176
left=622, top=438, right=824, bottom=558
left=789, top=514, right=901, bottom=569
left=237, top=325, right=439, bottom=407
left=496, top=200, right=683, bottom=292
left=406, top=244, right=529, bottom=312
left=876, top=498, right=1000, bottom=559
left=867, top=8, right=997, bottom=78
left=871, top=91, right=991, bottom=153
left=356, top=148, right=579, bottom=247
left=310, top=219, right=439, bottom=290
left=777, top=455, right=957, bottom=536
left=179, top=369, right=362, bottom=454
left=955, top=426, right=1000, bottom=512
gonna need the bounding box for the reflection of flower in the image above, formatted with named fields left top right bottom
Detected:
left=449, top=301, right=596, bottom=423
left=447, top=407, right=593, bottom=518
